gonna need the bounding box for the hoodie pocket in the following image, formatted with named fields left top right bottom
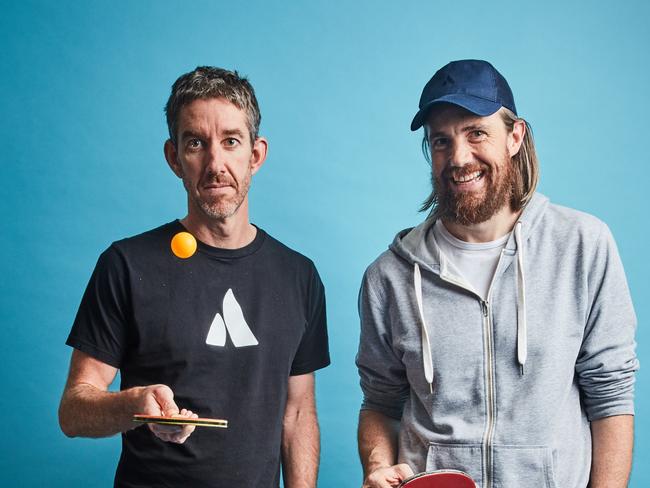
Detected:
left=492, top=445, right=557, bottom=488
left=426, top=443, right=483, bottom=486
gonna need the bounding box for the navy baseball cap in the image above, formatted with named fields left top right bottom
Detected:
left=410, top=59, right=517, bottom=131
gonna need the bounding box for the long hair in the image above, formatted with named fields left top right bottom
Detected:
left=419, top=108, right=540, bottom=218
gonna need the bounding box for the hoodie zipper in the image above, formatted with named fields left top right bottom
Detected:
left=438, top=247, right=505, bottom=488
left=481, top=299, right=496, bottom=488
left=480, top=249, right=505, bottom=488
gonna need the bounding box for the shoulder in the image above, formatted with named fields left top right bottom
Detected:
left=529, top=199, right=619, bottom=270
left=542, top=202, right=608, bottom=236
left=259, top=228, right=319, bottom=274
left=365, top=248, right=400, bottom=276
left=257, top=229, right=325, bottom=293
left=91, top=222, right=178, bottom=275
left=110, top=221, right=178, bottom=254
left=538, top=201, right=613, bottom=254
left=362, top=248, right=409, bottom=294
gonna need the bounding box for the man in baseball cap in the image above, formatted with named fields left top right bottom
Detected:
left=356, top=59, right=638, bottom=488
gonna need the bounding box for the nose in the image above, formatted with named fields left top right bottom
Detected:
left=205, top=143, right=227, bottom=174
left=448, top=138, right=473, bottom=167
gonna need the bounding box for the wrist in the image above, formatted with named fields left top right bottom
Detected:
left=116, top=386, right=149, bottom=430
left=366, top=461, right=393, bottom=476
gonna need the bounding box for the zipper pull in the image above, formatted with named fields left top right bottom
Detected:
left=481, top=301, right=488, bottom=317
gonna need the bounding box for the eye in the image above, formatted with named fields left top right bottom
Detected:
left=224, top=138, right=240, bottom=147
left=186, top=138, right=203, bottom=151
left=431, top=137, right=449, bottom=150
left=469, top=130, right=487, bottom=141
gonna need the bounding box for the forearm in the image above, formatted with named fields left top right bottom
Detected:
left=59, top=384, right=144, bottom=438
left=281, top=405, right=320, bottom=488
left=590, top=414, right=634, bottom=488
left=358, top=409, right=400, bottom=476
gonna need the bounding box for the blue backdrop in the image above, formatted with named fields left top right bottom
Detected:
left=1, top=0, right=648, bottom=485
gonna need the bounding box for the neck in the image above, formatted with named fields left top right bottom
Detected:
left=181, top=200, right=256, bottom=249
left=442, top=205, right=521, bottom=243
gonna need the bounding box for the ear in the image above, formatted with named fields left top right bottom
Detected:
left=164, top=139, right=183, bottom=178
left=249, top=136, right=268, bottom=176
left=507, top=119, right=526, bottom=157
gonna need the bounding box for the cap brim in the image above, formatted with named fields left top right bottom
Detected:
left=410, top=94, right=502, bottom=131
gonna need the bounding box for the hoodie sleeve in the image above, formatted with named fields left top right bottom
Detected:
left=575, top=224, right=639, bottom=421
left=356, top=268, right=409, bottom=420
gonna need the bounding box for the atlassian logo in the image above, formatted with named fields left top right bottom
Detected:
left=205, top=289, right=258, bottom=347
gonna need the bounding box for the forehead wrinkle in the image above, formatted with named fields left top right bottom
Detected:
left=177, top=98, right=253, bottom=147
left=179, top=128, right=207, bottom=141
left=428, top=112, right=498, bottom=138
left=179, top=110, right=212, bottom=137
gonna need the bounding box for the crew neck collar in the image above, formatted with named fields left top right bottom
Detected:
left=434, top=220, right=510, bottom=251
left=173, top=220, right=266, bottom=259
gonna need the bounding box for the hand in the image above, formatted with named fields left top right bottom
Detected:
left=363, top=464, right=414, bottom=488
left=138, top=384, right=198, bottom=444
left=149, top=408, right=198, bottom=444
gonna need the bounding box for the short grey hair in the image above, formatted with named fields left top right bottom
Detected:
left=164, top=66, right=261, bottom=145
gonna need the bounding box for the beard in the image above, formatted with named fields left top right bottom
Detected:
left=185, top=166, right=252, bottom=220
left=433, top=155, right=516, bottom=226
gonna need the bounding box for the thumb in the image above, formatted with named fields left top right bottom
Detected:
left=152, top=385, right=179, bottom=416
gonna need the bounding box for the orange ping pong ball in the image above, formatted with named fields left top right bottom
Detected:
left=171, top=232, right=197, bottom=259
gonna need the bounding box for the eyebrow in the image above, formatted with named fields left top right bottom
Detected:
left=179, top=130, right=204, bottom=141
left=179, top=128, right=247, bottom=140
left=462, top=124, right=489, bottom=133
left=429, top=124, right=489, bottom=139
left=221, top=128, right=246, bottom=139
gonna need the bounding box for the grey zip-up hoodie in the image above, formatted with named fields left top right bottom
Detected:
left=357, top=193, right=638, bottom=488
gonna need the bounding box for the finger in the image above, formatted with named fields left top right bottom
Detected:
left=394, top=463, right=415, bottom=479
left=368, top=479, right=393, bottom=488
left=169, top=424, right=196, bottom=444
left=148, top=423, right=184, bottom=435
left=172, top=409, right=193, bottom=419
left=364, top=471, right=396, bottom=488
left=151, top=430, right=173, bottom=442
left=151, top=385, right=179, bottom=416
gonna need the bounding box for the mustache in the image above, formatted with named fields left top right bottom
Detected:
left=201, top=174, right=236, bottom=187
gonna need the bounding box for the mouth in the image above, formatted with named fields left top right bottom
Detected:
left=449, top=169, right=485, bottom=188
left=204, top=183, right=232, bottom=189
left=202, top=178, right=235, bottom=191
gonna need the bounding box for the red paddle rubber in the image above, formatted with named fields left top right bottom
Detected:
left=399, top=470, right=477, bottom=488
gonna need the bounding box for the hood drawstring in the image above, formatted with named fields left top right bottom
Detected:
left=414, top=222, right=528, bottom=384
left=414, top=263, right=434, bottom=393
left=514, top=222, right=528, bottom=374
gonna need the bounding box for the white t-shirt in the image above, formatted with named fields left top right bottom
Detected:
left=433, top=220, right=510, bottom=300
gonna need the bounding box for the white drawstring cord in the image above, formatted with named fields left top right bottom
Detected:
left=414, top=263, right=434, bottom=393
left=514, top=222, right=527, bottom=375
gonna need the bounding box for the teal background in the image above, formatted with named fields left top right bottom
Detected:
left=1, top=0, right=648, bottom=485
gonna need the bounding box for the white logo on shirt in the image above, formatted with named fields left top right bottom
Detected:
left=205, top=289, right=259, bottom=347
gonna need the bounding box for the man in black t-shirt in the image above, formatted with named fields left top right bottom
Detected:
left=59, top=67, right=330, bottom=488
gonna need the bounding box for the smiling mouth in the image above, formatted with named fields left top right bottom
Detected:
left=451, top=170, right=484, bottom=185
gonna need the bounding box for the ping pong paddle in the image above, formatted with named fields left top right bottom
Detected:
left=399, top=470, right=477, bottom=488
left=133, top=414, right=228, bottom=428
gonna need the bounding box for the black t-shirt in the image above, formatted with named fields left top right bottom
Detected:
left=67, top=221, right=330, bottom=487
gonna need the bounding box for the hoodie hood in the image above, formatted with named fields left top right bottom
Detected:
left=388, top=192, right=550, bottom=389
left=390, top=193, right=550, bottom=268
